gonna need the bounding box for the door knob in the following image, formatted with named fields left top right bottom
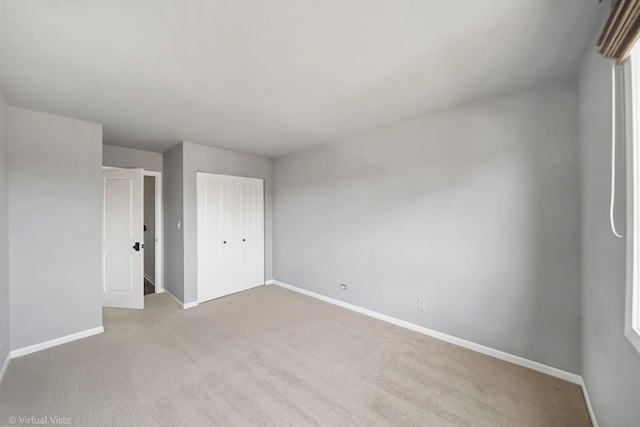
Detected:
left=133, top=242, right=142, bottom=251
left=223, top=241, right=227, bottom=244
left=242, top=238, right=246, bottom=242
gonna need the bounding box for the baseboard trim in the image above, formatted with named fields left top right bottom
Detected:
left=265, top=279, right=275, bottom=285
left=144, top=273, right=156, bottom=286
left=271, top=280, right=582, bottom=384
left=0, top=353, right=9, bottom=384
left=10, top=326, right=104, bottom=359
left=184, top=301, right=199, bottom=309
left=163, top=289, right=199, bottom=310
left=578, top=378, right=599, bottom=427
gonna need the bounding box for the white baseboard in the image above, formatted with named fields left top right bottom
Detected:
left=163, top=289, right=185, bottom=308
left=184, top=301, right=199, bottom=309
left=265, top=279, right=275, bottom=285
left=271, top=280, right=581, bottom=383
left=578, top=378, right=599, bottom=427
left=163, top=289, right=199, bottom=310
left=144, top=273, right=156, bottom=286
left=0, top=353, right=9, bottom=384
left=10, top=326, right=104, bottom=359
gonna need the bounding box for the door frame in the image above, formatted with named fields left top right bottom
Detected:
left=102, top=167, right=164, bottom=294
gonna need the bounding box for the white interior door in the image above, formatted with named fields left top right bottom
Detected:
left=102, top=168, right=144, bottom=309
left=234, top=177, right=265, bottom=293
left=197, top=173, right=236, bottom=302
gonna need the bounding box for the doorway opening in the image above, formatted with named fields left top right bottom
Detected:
left=144, top=175, right=156, bottom=295
left=143, top=170, right=163, bottom=298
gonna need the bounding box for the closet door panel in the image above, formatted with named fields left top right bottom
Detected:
left=234, top=177, right=265, bottom=293
left=197, top=173, right=236, bottom=302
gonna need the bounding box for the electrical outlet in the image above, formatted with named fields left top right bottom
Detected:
left=418, top=298, right=426, bottom=311
left=340, top=284, right=347, bottom=290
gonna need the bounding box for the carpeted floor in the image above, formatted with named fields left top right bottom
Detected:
left=0, top=285, right=591, bottom=426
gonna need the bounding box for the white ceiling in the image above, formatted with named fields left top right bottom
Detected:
left=0, top=1, right=603, bottom=157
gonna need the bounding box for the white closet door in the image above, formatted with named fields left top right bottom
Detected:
left=197, top=173, right=236, bottom=302
left=197, top=173, right=265, bottom=303
left=233, top=176, right=265, bottom=293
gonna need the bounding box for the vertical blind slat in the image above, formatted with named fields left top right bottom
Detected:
left=607, top=2, right=636, bottom=57
left=599, top=0, right=640, bottom=63
left=599, top=0, right=626, bottom=50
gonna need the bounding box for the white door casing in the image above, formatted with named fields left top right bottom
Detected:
left=197, top=173, right=265, bottom=303
left=102, top=168, right=144, bottom=309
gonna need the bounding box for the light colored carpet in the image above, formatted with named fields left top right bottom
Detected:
left=0, top=285, right=590, bottom=426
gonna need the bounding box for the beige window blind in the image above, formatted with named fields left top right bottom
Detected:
left=598, top=0, right=640, bottom=63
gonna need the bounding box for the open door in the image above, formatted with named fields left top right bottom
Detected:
left=102, top=168, right=144, bottom=309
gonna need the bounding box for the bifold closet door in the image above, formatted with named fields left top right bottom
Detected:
left=197, top=173, right=236, bottom=302
left=197, top=172, right=265, bottom=303
left=234, top=177, right=264, bottom=293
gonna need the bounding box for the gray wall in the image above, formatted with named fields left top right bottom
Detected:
left=144, top=176, right=155, bottom=281
left=0, top=90, right=9, bottom=368
left=182, top=141, right=273, bottom=304
left=578, top=38, right=640, bottom=426
left=163, top=143, right=184, bottom=300
left=8, top=107, right=103, bottom=350
left=273, top=77, right=582, bottom=374
left=103, top=144, right=162, bottom=172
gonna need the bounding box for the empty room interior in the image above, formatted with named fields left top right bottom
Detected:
left=1, top=1, right=640, bottom=426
